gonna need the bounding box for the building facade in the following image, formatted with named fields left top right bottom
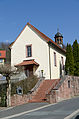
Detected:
left=10, top=23, right=66, bottom=79
left=0, top=50, right=6, bottom=65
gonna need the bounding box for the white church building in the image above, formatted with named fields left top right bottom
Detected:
left=9, top=23, right=66, bottom=79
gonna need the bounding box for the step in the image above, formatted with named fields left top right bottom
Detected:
left=30, top=79, right=61, bottom=103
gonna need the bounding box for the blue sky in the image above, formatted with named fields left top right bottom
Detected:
left=0, top=0, right=79, bottom=45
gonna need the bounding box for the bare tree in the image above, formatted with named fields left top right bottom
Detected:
left=0, top=64, right=22, bottom=107
left=0, top=42, right=9, bottom=50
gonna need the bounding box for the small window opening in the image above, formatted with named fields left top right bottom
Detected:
left=68, top=80, right=70, bottom=88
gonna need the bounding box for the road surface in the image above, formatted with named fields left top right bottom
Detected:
left=0, top=97, right=79, bottom=119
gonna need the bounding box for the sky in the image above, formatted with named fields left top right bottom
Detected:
left=0, top=0, right=79, bottom=45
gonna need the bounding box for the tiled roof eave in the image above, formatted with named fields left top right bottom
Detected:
left=48, top=41, right=66, bottom=53
left=28, top=23, right=66, bottom=53
left=15, top=60, right=39, bottom=67
left=9, top=22, right=66, bottom=53
left=0, top=57, right=6, bottom=59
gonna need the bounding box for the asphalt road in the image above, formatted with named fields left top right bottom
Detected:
left=0, top=102, right=48, bottom=118
left=0, top=97, right=79, bottom=119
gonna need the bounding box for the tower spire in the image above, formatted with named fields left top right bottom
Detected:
left=57, top=28, right=59, bottom=32
left=54, top=29, right=63, bottom=46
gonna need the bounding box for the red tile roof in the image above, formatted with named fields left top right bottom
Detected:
left=9, top=23, right=66, bottom=53
left=15, top=60, right=39, bottom=66
left=0, top=50, right=6, bottom=59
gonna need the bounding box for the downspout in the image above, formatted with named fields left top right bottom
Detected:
left=48, top=43, right=51, bottom=80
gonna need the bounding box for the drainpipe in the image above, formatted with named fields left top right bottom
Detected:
left=48, top=43, right=51, bottom=80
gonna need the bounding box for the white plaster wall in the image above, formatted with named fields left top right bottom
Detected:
left=11, top=25, right=66, bottom=79
left=50, top=46, right=66, bottom=79
left=11, top=26, right=50, bottom=79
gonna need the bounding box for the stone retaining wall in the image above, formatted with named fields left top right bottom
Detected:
left=11, top=94, right=30, bottom=106
left=11, top=76, right=79, bottom=106
left=47, top=76, right=79, bottom=103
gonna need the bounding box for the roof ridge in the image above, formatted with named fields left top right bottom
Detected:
left=27, top=23, right=66, bottom=53
left=9, top=22, right=66, bottom=53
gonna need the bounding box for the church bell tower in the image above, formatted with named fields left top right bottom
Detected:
left=54, top=29, right=63, bottom=47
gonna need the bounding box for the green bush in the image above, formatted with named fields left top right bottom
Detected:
left=0, top=84, right=6, bottom=107
left=11, top=75, right=38, bottom=95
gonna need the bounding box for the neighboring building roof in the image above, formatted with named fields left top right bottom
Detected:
left=15, top=59, right=39, bottom=66
left=0, top=50, right=6, bottom=59
left=9, top=23, right=66, bottom=53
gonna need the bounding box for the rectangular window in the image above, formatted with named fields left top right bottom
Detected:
left=61, top=57, right=63, bottom=65
left=68, top=80, right=70, bottom=88
left=26, top=45, right=32, bottom=57
left=54, top=52, right=57, bottom=66
left=61, top=57, right=64, bottom=70
left=0, top=53, right=1, bottom=56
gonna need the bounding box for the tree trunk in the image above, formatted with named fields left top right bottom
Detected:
left=6, top=77, right=11, bottom=107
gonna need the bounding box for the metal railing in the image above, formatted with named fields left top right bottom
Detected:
left=45, top=80, right=59, bottom=95
left=27, top=77, right=45, bottom=101
left=31, top=77, right=45, bottom=93
left=45, top=75, right=68, bottom=95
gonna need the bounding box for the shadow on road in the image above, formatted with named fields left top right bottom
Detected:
left=75, top=115, right=79, bottom=119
